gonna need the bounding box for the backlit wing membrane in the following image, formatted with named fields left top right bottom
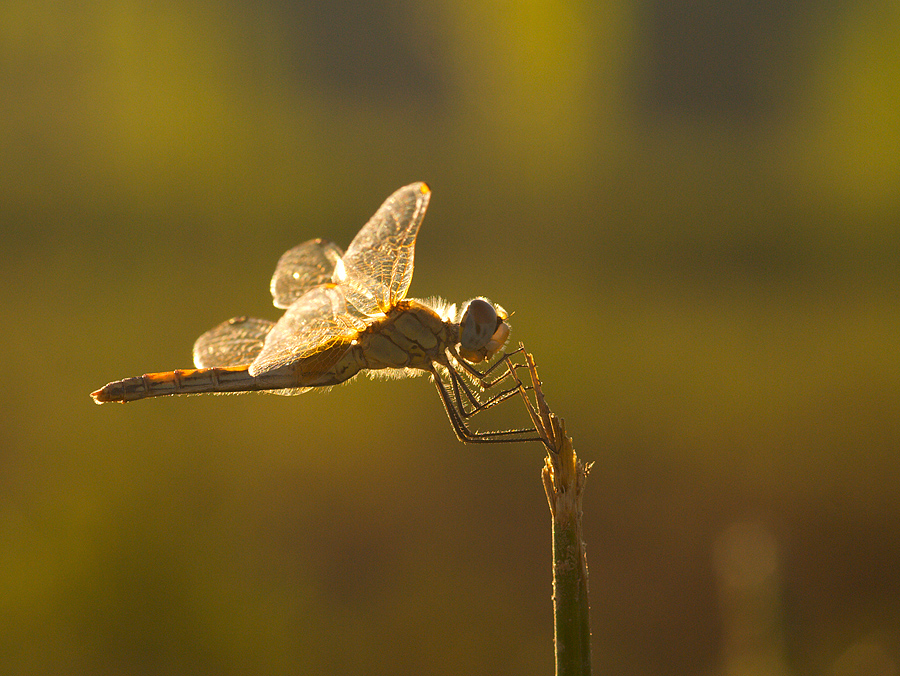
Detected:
left=270, top=238, right=344, bottom=309
left=193, top=316, right=275, bottom=368
left=339, top=182, right=430, bottom=315
left=249, top=285, right=367, bottom=377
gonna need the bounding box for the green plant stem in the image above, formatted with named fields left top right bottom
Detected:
left=514, top=351, right=592, bottom=675
left=544, top=431, right=592, bottom=676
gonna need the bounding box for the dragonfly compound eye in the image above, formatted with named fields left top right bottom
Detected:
left=459, top=298, right=499, bottom=352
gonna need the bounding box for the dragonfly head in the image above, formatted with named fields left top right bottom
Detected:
left=457, top=298, right=510, bottom=364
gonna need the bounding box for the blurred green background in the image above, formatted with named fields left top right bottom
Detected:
left=2, top=1, right=898, bottom=674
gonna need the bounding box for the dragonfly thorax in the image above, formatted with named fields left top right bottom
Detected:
left=356, top=300, right=455, bottom=371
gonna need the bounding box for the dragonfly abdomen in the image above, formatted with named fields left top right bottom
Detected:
left=91, top=365, right=298, bottom=403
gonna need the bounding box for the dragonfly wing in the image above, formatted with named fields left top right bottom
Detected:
left=193, top=316, right=275, bottom=368
left=249, top=285, right=367, bottom=377
left=338, top=182, right=430, bottom=315
left=270, top=238, right=344, bottom=309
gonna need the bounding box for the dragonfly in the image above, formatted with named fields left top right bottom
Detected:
left=92, top=182, right=541, bottom=445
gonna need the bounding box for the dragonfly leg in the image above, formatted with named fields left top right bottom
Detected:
left=449, top=347, right=535, bottom=406
left=453, top=346, right=532, bottom=390
left=429, top=361, right=544, bottom=445
left=448, top=348, right=538, bottom=417
left=445, top=362, right=526, bottom=418
left=454, top=348, right=558, bottom=453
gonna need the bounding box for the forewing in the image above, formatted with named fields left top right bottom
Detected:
left=248, top=285, right=367, bottom=377
left=338, top=182, right=430, bottom=315
left=270, top=238, right=344, bottom=309
left=193, top=316, right=275, bottom=368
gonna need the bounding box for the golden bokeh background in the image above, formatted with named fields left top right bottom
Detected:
left=2, top=1, right=898, bottom=674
